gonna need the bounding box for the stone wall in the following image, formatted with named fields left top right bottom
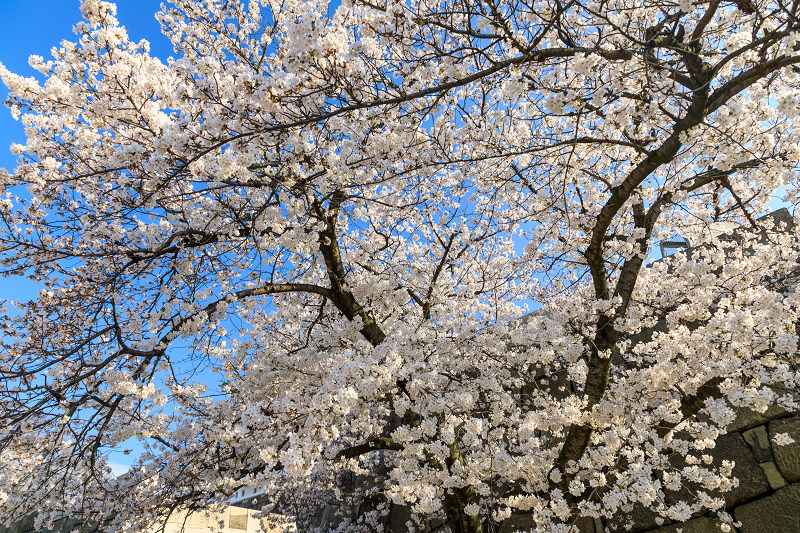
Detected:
left=477, top=408, right=800, bottom=533
left=604, top=409, right=800, bottom=533
left=374, top=408, right=800, bottom=533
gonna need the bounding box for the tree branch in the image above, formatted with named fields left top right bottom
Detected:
left=335, top=437, right=403, bottom=459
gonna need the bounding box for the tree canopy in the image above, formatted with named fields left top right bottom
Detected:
left=1, top=0, right=800, bottom=531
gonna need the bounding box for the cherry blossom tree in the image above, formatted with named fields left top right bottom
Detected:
left=1, top=0, right=800, bottom=531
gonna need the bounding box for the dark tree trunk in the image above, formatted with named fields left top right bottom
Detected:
left=443, top=487, right=484, bottom=533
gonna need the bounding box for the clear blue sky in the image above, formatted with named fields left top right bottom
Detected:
left=0, top=1, right=168, bottom=305
left=0, top=0, right=174, bottom=475
left=0, top=0, right=169, bottom=173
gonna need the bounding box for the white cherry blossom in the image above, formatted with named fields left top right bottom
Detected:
left=0, top=0, right=799, bottom=532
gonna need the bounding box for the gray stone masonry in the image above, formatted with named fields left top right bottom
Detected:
left=647, top=517, right=735, bottom=533
left=734, top=483, right=800, bottom=533
left=742, top=425, right=772, bottom=463
left=769, top=415, right=800, bottom=483
left=760, top=461, right=787, bottom=490
left=638, top=414, right=800, bottom=533
left=663, top=432, right=770, bottom=512
left=606, top=503, right=670, bottom=532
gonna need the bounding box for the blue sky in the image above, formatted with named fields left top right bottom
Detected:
left=0, top=0, right=173, bottom=476
left=0, top=2, right=168, bottom=304
left=0, top=0, right=169, bottom=174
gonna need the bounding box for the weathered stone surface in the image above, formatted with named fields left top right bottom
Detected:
left=309, top=505, right=336, bottom=531
left=650, top=516, right=734, bottom=533
left=387, top=505, right=413, bottom=533
left=3, top=514, right=36, bottom=533
left=498, top=513, right=595, bottom=532
left=385, top=505, right=446, bottom=533
left=47, top=518, right=81, bottom=533
left=734, top=483, right=800, bottom=533
left=724, top=404, right=790, bottom=433
left=741, top=425, right=772, bottom=462
left=769, top=415, right=800, bottom=483
left=605, top=503, right=668, bottom=533
left=573, top=516, right=597, bottom=533
left=722, top=386, right=800, bottom=433
left=759, top=461, right=787, bottom=490
left=665, top=433, right=769, bottom=510
left=498, top=514, right=536, bottom=533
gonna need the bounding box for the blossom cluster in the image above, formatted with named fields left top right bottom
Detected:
left=0, top=0, right=799, bottom=531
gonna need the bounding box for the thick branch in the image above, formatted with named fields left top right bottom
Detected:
left=316, top=191, right=387, bottom=346
left=559, top=57, right=715, bottom=476
left=657, top=377, right=724, bottom=438
left=708, top=53, right=800, bottom=114
left=335, top=437, right=403, bottom=459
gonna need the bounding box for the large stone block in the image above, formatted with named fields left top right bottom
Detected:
left=758, top=461, right=787, bottom=490
left=45, top=517, right=82, bottom=533
left=498, top=514, right=536, bottom=533
left=605, top=503, right=669, bottom=533
left=724, top=404, right=790, bottom=433
left=741, top=425, right=772, bottom=463
left=723, top=386, right=800, bottom=433
left=386, top=505, right=413, bottom=533
left=498, top=514, right=595, bottom=533
left=4, top=514, right=36, bottom=533
left=733, top=483, right=800, bottom=533
left=665, top=433, right=769, bottom=511
left=769, top=415, right=800, bottom=483
left=650, top=516, right=735, bottom=533
left=385, top=505, right=445, bottom=533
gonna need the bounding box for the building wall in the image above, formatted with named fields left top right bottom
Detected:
left=152, top=506, right=294, bottom=533
left=0, top=506, right=296, bottom=533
